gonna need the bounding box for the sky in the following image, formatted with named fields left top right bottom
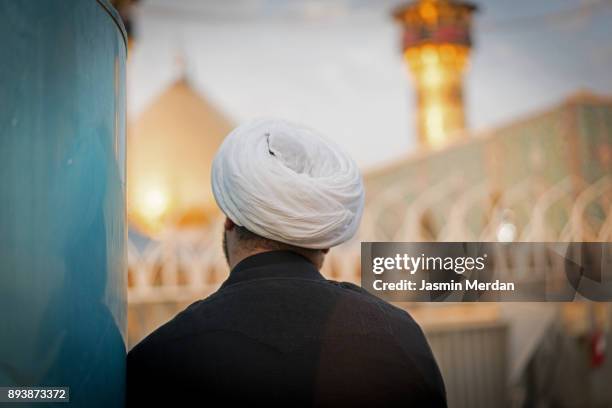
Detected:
left=127, top=0, right=612, bottom=169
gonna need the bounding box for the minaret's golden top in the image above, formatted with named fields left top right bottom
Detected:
left=394, top=0, right=478, bottom=149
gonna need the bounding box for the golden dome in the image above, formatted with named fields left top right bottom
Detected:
left=127, top=77, right=233, bottom=236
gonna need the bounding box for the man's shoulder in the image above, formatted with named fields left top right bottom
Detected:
left=325, top=279, right=419, bottom=323
left=127, top=298, right=207, bottom=361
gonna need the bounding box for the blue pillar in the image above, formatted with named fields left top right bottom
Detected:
left=0, top=1, right=127, bottom=406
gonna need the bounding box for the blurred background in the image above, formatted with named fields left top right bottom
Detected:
left=115, top=0, right=612, bottom=406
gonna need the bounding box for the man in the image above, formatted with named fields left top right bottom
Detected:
left=127, top=119, right=446, bottom=406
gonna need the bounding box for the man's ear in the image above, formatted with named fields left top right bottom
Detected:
left=224, top=217, right=236, bottom=231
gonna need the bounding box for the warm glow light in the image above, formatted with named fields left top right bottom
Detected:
left=421, top=46, right=439, bottom=65
left=140, top=188, right=168, bottom=219
left=419, top=2, right=438, bottom=23
left=141, top=190, right=168, bottom=218
left=422, top=65, right=443, bottom=88
left=405, top=44, right=469, bottom=148
left=424, top=104, right=446, bottom=148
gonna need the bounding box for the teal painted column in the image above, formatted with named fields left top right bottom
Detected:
left=0, top=1, right=127, bottom=406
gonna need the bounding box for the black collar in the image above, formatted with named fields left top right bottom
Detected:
left=220, top=250, right=325, bottom=289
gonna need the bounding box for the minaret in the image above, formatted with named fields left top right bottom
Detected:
left=394, top=0, right=477, bottom=149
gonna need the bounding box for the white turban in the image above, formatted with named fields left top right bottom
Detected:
left=211, top=119, right=365, bottom=249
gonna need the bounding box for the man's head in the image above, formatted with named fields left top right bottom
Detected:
left=212, top=119, right=364, bottom=269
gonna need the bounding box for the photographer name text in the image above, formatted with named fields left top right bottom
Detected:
left=370, top=253, right=515, bottom=292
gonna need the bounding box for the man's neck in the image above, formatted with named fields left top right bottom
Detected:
left=229, top=248, right=267, bottom=270
left=229, top=248, right=320, bottom=270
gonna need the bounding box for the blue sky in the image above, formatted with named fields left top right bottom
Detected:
left=128, top=0, right=612, bottom=168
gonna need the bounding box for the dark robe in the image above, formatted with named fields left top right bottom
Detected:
left=127, top=250, right=446, bottom=407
